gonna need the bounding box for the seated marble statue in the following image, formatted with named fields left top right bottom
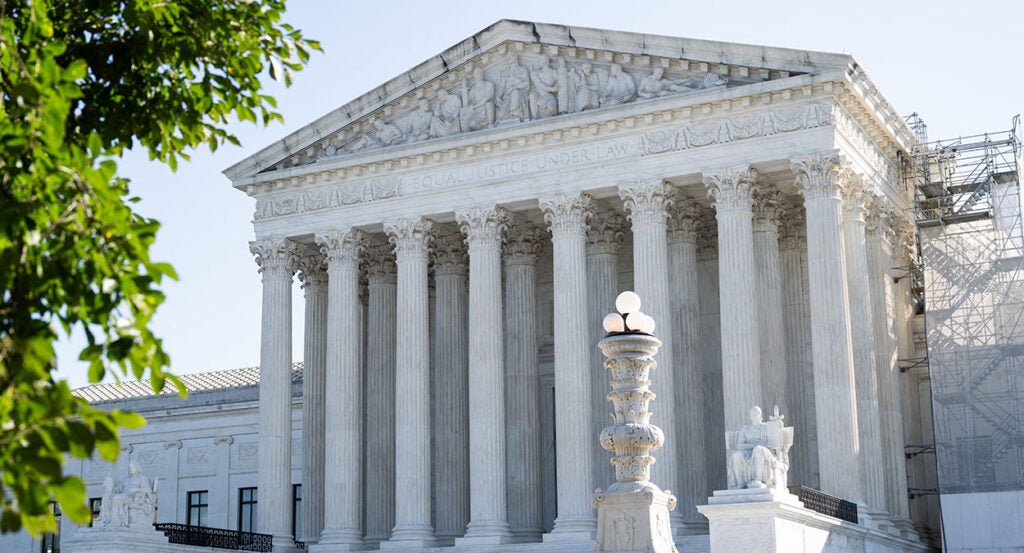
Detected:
left=104, top=461, right=159, bottom=529
left=726, top=405, right=793, bottom=490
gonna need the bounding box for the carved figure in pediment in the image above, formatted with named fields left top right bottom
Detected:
left=600, top=63, right=636, bottom=107
left=570, top=62, right=601, bottom=112
left=460, top=67, right=496, bottom=132
left=406, top=98, right=434, bottom=142
left=528, top=55, right=559, bottom=120
left=497, top=54, right=530, bottom=123
left=430, top=88, right=462, bottom=137
left=316, top=137, right=338, bottom=160
left=726, top=405, right=793, bottom=491
left=638, top=66, right=697, bottom=99
left=348, top=117, right=404, bottom=152
left=703, top=72, right=729, bottom=88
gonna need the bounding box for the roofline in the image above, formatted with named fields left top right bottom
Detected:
left=223, top=19, right=853, bottom=182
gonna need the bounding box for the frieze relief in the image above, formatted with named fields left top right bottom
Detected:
left=253, top=101, right=833, bottom=222
left=268, top=44, right=763, bottom=171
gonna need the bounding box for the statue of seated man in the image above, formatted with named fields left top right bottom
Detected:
left=726, top=405, right=793, bottom=490
left=107, top=461, right=159, bottom=529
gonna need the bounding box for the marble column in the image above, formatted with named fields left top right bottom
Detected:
left=538, top=192, right=596, bottom=539
left=503, top=220, right=546, bottom=540
left=866, top=199, right=911, bottom=520
left=841, top=180, right=886, bottom=515
left=667, top=197, right=708, bottom=532
left=296, top=250, right=328, bottom=545
left=586, top=207, right=625, bottom=491
left=383, top=218, right=435, bottom=547
left=455, top=206, right=513, bottom=543
left=363, top=244, right=397, bottom=544
left=790, top=152, right=862, bottom=503
left=753, top=189, right=789, bottom=413
left=618, top=180, right=680, bottom=520
left=778, top=204, right=819, bottom=489
left=703, top=166, right=762, bottom=432
left=249, top=238, right=299, bottom=548
left=697, top=208, right=726, bottom=491
left=431, top=233, right=470, bottom=542
left=314, top=229, right=365, bottom=547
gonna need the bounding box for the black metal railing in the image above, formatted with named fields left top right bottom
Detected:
left=788, top=485, right=859, bottom=524
left=153, top=523, right=273, bottom=552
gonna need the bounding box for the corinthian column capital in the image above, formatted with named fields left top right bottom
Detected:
left=791, top=151, right=847, bottom=201
left=865, top=194, right=896, bottom=241
left=431, top=233, right=468, bottom=276
left=503, top=221, right=546, bottom=266
left=384, top=217, right=434, bottom=260
left=295, top=248, right=328, bottom=289
left=362, top=243, right=397, bottom=284
left=778, top=202, right=807, bottom=251
left=703, top=166, right=759, bottom=213
left=667, top=197, right=703, bottom=244
left=250, top=238, right=300, bottom=281
left=696, top=207, right=718, bottom=260
left=752, top=189, right=784, bottom=231
left=456, top=205, right=510, bottom=250
left=841, top=172, right=871, bottom=223
left=315, top=228, right=364, bottom=270
left=618, top=179, right=672, bottom=225
left=586, top=208, right=626, bottom=255
left=539, top=192, right=593, bottom=237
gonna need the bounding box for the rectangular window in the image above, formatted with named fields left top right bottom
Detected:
left=291, top=484, right=302, bottom=539
left=238, top=487, right=257, bottom=533
left=88, top=498, right=102, bottom=528
left=40, top=502, right=60, bottom=553
left=187, top=490, right=209, bottom=527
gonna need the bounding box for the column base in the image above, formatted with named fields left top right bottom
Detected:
left=308, top=541, right=367, bottom=553
left=316, top=528, right=364, bottom=546
left=509, top=527, right=544, bottom=542
left=545, top=515, right=597, bottom=542
left=378, top=526, right=436, bottom=551
left=455, top=520, right=513, bottom=545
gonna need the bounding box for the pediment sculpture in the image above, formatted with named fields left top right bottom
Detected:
left=95, top=461, right=159, bottom=530
left=726, top=405, right=794, bottom=490
left=322, top=51, right=737, bottom=160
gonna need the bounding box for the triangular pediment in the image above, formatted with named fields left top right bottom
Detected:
left=224, top=20, right=854, bottom=182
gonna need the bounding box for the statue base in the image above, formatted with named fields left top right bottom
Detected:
left=593, top=481, right=678, bottom=553
left=698, top=488, right=930, bottom=553
left=62, top=526, right=169, bottom=553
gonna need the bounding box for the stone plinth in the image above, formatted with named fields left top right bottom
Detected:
left=593, top=482, right=677, bottom=553
left=698, top=488, right=930, bottom=553
left=63, top=527, right=169, bottom=553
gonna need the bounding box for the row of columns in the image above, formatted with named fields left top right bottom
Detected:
left=249, top=150, right=916, bottom=549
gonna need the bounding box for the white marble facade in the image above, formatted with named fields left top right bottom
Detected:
left=0, top=20, right=952, bottom=553
left=224, top=20, right=936, bottom=553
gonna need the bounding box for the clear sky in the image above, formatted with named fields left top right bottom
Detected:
left=55, top=0, right=1024, bottom=389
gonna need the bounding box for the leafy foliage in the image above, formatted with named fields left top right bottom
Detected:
left=0, top=0, right=318, bottom=534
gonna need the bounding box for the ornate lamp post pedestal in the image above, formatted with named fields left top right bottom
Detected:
left=593, top=292, right=678, bottom=553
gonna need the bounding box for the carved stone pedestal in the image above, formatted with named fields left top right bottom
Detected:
left=697, top=488, right=930, bottom=553
left=63, top=527, right=169, bottom=553
left=593, top=482, right=678, bottom=553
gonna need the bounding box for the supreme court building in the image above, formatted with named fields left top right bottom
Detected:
left=219, top=19, right=942, bottom=552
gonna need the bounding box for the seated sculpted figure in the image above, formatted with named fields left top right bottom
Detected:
left=460, top=67, right=496, bottom=132
left=600, top=63, right=636, bottom=107
left=107, top=461, right=159, bottom=529
left=726, top=405, right=793, bottom=490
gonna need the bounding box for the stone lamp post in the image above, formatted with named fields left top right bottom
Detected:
left=592, top=291, right=678, bottom=553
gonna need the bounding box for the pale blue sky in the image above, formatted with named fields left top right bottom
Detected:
left=55, top=0, right=1023, bottom=388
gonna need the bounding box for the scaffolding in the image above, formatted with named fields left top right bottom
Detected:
left=910, top=114, right=1024, bottom=494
